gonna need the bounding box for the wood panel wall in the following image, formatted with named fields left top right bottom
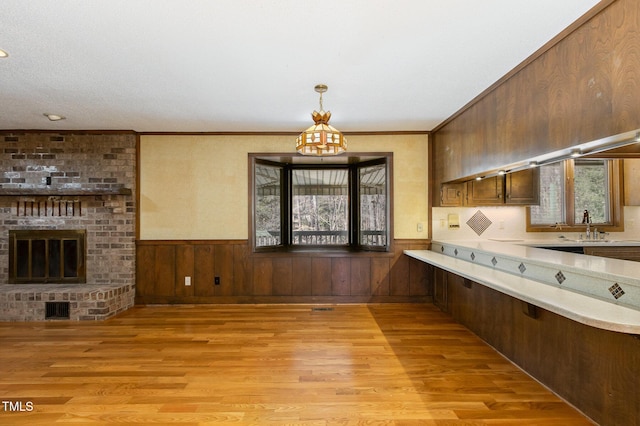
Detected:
left=436, top=267, right=640, bottom=426
left=432, top=0, right=640, bottom=202
left=136, top=239, right=432, bottom=304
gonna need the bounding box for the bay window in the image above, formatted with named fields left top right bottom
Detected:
left=251, top=153, right=391, bottom=252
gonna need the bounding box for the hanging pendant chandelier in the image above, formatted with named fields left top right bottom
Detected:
left=296, top=84, right=347, bottom=156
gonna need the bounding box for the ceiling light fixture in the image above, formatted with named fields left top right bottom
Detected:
left=296, top=84, right=346, bottom=156
left=44, top=113, right=66, bottom=122
left=0, top=49, right=8, bottom=58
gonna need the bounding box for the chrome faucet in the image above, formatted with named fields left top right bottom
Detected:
left=582, top=209, right=591, bottom=239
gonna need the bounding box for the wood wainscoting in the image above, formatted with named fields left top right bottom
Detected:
left=135, top=239, right=432, bottom=304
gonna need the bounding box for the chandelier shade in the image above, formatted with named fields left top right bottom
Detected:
left=296, top=84, right=347, bottom=156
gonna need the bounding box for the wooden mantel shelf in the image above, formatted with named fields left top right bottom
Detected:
left=0, top=187, right=132, bottom=196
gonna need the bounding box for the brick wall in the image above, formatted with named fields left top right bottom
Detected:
left=0, top=132, right=136, bottom=286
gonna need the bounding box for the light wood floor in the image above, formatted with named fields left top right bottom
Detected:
left=0, top=304, right=592, bottom=425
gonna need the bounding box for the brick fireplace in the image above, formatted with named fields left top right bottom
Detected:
left=0, top=132, right=137, bottom=320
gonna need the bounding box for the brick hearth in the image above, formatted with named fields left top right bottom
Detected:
left=0, top=283, right=134, bottom=321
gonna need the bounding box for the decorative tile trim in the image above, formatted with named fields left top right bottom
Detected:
left=430, top=242, right=640, bottom=310
left=609, top=283, right=625, bottom=300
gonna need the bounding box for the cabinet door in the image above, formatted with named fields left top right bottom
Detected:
left=466, top=175, right=503, bottom=206
left=583, top=246, right=640, bottom=262
left=505, top=168, right=540, bottom=205
left=440, top=182, right=464, bottom=206
left=624, top=159, right=640, bottom=206
left=433, top=267, right=448, bottom=312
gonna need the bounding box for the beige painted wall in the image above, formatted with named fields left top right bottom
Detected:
left=139, top=133, right=429, bottom=240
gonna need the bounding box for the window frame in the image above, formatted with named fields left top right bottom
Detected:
left=526, top=158, right=624, bottom=232
left=249, top=152, right=393, bottom=253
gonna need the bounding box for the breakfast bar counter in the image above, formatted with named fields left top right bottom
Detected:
left=405, top=246, right=640, bottom=334
left=405, top=240, right=640, bottom=425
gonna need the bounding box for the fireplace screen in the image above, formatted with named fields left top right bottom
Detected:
left=9, top=230, right=86, bottom=284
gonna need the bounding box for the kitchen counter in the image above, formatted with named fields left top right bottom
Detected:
left=405, top=239, right=640, bottom=333
left=432, top=239, right=640, bottom=285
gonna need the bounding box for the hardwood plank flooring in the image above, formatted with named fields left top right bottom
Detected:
left=0, top=304, right=593, bottom=425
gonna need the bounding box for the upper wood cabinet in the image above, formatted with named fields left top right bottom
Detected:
left=624, top=159, right=640, bottom=206
left=440, top=182, right=465, bottom=206
left=466, top=175, right=503, bottom=206
left=439, top=168, right=539, bottom=207
left=505, top=168, right=540, bottom=205
left=431, top=0, right=639, bottom=205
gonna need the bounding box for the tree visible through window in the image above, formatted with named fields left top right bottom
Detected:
left=252, top=155, right=391, bottom=251
left=528, top=158, right=621, bottom=230
left=254, top=163, right=282, bottom=246
left=292, top=169, right=348, bottom=245
left=359, top=163, right=387, bottom=246
left=529, top=162, right=565, bottom=225
left=573, top=159, right=609, bottom=224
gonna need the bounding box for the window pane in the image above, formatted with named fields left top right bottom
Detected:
left=292, top=169, right=348, bottom=245
left=574, top=159, right=609, bottom=224
left=360, top=163, right=387, bottom=246
left=255, top=163, right=282, bottom=247
left=530, top=162, right=565, bottom=225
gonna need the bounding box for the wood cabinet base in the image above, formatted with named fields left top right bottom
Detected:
left=434, top=267, right=640, bottom=426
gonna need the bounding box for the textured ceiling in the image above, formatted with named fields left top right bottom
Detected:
left=0, top=0, right=601, bottom=132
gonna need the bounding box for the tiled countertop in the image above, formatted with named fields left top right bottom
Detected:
left=440, top=240, right=640, bottom=282
left=405, top=240, right=640, bottom=334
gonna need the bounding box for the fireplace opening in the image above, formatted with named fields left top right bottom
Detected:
left=9, top=230, right=86, bottom=284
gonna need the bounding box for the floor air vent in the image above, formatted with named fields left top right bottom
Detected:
left=312, top=307, right=334, bottom=312
left=45, top=302, right=70, bottom=319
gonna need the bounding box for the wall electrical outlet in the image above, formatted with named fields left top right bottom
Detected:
left=184, top=276, right=191, bottom=286
left=417, top=222, right=423, bottom=232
